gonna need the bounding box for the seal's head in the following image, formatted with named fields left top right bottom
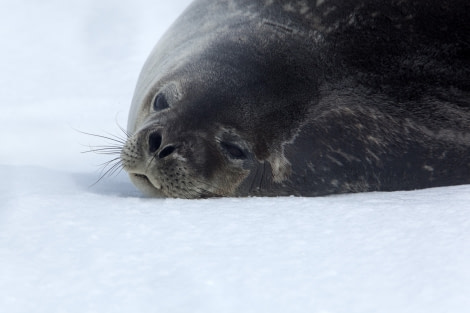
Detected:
left=120, top=36, right=314, bottom=198
left=120, top=0, right=321, bottom=198
left=121, top=81, right=259, bottom=198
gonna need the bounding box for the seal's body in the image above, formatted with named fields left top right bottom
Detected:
left=122, top=0, right=470, bottom=198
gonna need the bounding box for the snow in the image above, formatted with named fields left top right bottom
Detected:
left=1, top=1, right=470, bottom=312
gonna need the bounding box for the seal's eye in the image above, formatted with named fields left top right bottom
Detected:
left=153, top=94, right=169, bottom=111
left=220, top=142, right=246, bottom=159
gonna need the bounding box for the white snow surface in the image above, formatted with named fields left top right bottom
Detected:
left=1, top=1, right=470, bottom=312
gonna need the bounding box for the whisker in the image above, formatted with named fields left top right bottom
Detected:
left=106, top=162, right=124, bottom=178
left=96, top=159, right=121, bottom=179
left=83, top=147, right=122, bottom=155
left=112, top=115, right=131, bottom=138
left=104, top=130, right=128, bottom=144
left=186, top=180, right=220, bottom=198
left=83, top=148, right=122, bottom=154
left=145, top=152, right=159, bottom=174
left=97, top=157, right=122, bottom=169
left=90, top=158, right=123, bottom=187
left=78, top=130, right=126, bottom=145
left=117, top=123, right=131, bottom=139
left=77, top=127, right=129, bottom=187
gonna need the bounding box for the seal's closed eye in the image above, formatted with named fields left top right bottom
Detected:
left=220, top=142, right=246, bottom=159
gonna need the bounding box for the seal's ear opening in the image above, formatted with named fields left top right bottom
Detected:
left=220, top=141, right=247, bottom=159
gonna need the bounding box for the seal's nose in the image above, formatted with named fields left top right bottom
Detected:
left=158, top=145, right=176, bottom=159
left=148, top=131, right=162, bottom=154
left=148, top=131, right=176, bottom=159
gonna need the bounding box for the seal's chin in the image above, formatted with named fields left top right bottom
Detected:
left=129, top=173, right=165, bottom=197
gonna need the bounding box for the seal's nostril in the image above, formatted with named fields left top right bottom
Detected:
left=148, top=132, right=162, bottom=154
left=159, top=145, right=176, bottom=159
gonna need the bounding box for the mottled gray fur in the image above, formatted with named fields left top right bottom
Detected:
left=122, top=0, right=470, bottom=198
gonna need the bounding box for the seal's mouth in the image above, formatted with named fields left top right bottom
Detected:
left=133, top=174, right=159, bottom=188
left=133, top=173, right=149, bottom=182
left=131, top=173, right=163, bottom=194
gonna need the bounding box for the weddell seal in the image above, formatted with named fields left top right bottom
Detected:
left=119, top=0, right=470, bottom=198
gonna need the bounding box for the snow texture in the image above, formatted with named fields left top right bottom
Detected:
left=1, top=1, right=470, bottom=312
